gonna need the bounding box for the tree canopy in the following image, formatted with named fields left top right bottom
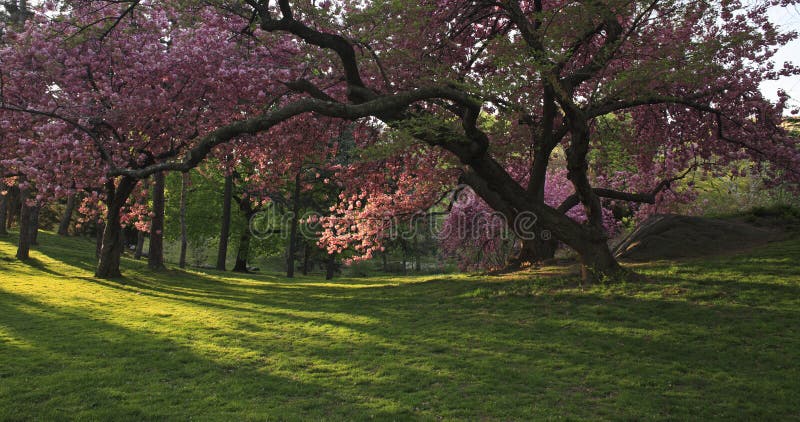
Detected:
left=1, top=0, right=798, bottom=279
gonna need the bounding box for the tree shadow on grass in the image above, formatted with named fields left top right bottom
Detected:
left=6, top=233, right=800, bottom=418
left=72, top=264, right=800, bottom=415
left=0, top=290, right=421, bottom=420
left=3, top=272, right=799, bottom=419
left=17, top=256, right=67, bottom=277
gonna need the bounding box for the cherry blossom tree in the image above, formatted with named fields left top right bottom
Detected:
left=237, top=0, right=800, bottom=281
left=0, top=1, right=300, bottom=276
left=3, top=0, right=799, bottom=282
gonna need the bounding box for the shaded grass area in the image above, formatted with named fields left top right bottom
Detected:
left=1, top=231, right=799, bottom=420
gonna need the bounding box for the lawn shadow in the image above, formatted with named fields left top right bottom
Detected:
left=0, top=289, right=419, bottom=420
left=4, top=232, right=800, bottom=419
left=17, top=256, right=67, bottom=277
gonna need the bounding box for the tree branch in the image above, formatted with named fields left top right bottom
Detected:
left=257, top=2, right=371, bottom=101
left=557, top=166, right=696, bottom=213
left=108, top=86, right=480, bottom=179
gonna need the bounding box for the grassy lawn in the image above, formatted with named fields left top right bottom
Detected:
left=1, top=232, right=799, bottom=420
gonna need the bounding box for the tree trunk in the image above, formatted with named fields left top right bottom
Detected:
left=134, top=231, right=145, bottom=259
left=301, top=241, right=311, bottom=276
left=461, top=155, right=623, bottom=284
left=413, top=235, right=421, bottom=272
left=6, top=186, right=19, bottom=230
left=507, top=236, right=558, bottom=270
left=120, top=228, right=129, bottom=253
left=95, top=176, right=138, bottom=278
left=564, top=118, right=620, bottom=282
left=29, top=206, right=39, bottom=245
left=382, top=252, right=388, bottom=272
left=509, top=143, right=559, bottom=268
left=15, top=185, right=31, bottom=260
left=232, top=217, right=252, bottom=273
left=325, top=253, right=336, bottom=280
left=148, top=171, right=166, bottom=271
left=0, top=192, right=8, bottom=236
left=286, top=172, right=302, bottom=278
left=178, top=172, right=189, bottom=269
left=402, top=246, right=407, bottom=275
left=576, top=239, right=622, bottom=284
left=58, top=194, right=77, bottom=236
left=216, top=174, right=233, bottom=271
left=96, top=222, right=105, bottom=259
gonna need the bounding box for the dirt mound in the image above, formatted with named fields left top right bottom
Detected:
left=613, top=214, right=778, bottom=261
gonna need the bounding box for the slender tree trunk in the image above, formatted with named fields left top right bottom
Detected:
left=179, top=172, right=189, bottom=269
left=134, top=230, right=145, bottom=260
left=232, top=194, right=258, bottom=273
left=0, top=192, right=8, bottom=235
left=7, top=186, right=19, bottom=230
left=95, top=176, right=138, bottom=278
left=134, top=178, right=149, bottom=260
left=58, top=194, right=77, bottom=236
left=96, top=222, right=105, bottom=259
left=382, top=252, right=388, bottom=272
left=402, top=246, right=407, bottom=275
left=15, top=185, right=31, bottom=260
left=413, top=236, right=421, bottom=272
left=325, top=253, right=336, bottom=280
left=286, top=172, right=302, bottom=278
left=148, top=172, right=166, bottom=271
left=232, top=215, right=253, bottom=273
left=301, top=241, right=311, bottom=275
left=29, top=206, right=39, bottom=245
left=216, top=174, right=233, bottom=271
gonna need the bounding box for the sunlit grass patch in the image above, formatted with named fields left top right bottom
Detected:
left=1, top=231, right=799, bottom=420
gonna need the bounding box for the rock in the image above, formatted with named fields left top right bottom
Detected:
left=613, top=214, right=777, bottom=261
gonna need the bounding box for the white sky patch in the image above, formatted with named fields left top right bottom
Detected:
left=761, top=5, right=800, bottom=110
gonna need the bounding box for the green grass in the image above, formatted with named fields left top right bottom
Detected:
left=1, top=231, right=799, bottom=420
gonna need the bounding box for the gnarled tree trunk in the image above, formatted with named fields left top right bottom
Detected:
left=575, top=238, right=621, bottom=283
left=95, top=176, right=138, bottom=278
left=507, top=236, right=558, bottom=270
left=462, top=154, right=622, bottom=284
left=514, top=141, right=560, bottom=267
